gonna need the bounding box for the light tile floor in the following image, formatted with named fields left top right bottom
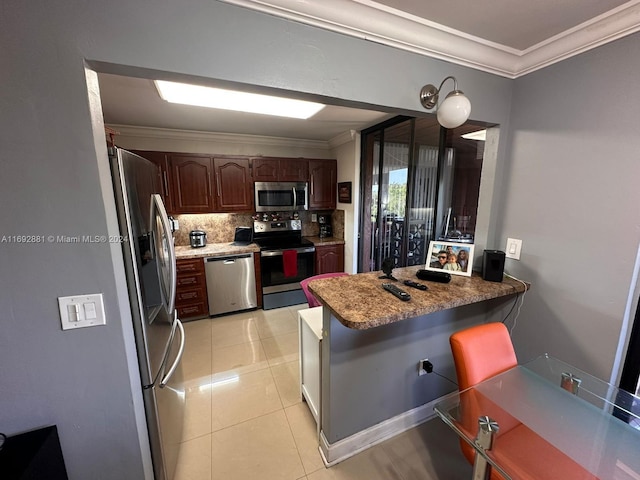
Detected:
left=174, top=304, right=472, bottom=480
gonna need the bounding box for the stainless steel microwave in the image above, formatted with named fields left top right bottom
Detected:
left=254, top=182, right=308, bottom=212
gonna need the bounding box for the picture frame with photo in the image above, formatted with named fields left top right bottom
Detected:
left=425, top=241, right=475, bottom=277
left=338, top=181, right=352, bottom=203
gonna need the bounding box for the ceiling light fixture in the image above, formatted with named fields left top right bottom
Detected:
left=154, top=80, right=325, bottom=119
left=419, top=76, right=471, bottom=129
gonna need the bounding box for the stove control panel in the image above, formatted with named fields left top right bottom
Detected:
left=253, top=219, right=301, bottom=233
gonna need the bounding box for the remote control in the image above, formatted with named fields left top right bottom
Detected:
left=403, top=280, right=428, bottom=291
left=382, top=283, right=411, bottom=301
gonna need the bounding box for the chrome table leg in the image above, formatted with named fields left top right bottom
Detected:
left=472, top=415, right=499, bottom=480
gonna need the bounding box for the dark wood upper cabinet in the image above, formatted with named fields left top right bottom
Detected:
left=252, top=158, right=278, bottom=181
left=213, top=157, right=253, bottom=211
left=169, top=155, right=215, bottom=213
left=253, top=157, right=308, bottom=182
left=131, top=150, right=173, bottom=213
left=126, top=151, right=336, bottom=214
left=309, top=159, right=337, bottom=210
left=279, top=158, right=308, bottom=182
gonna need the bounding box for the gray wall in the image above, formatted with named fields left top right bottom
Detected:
left=322, top=297, right=517, bottom=443
left=499, top=33, right=640, bottom=381
left=8, top=0, right=637, bottom=476
left=0, top=1, right=512, bottom=477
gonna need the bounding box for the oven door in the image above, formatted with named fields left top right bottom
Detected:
left=260, top=246, right=315, bottom=293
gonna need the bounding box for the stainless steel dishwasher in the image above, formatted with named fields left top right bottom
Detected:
left=205, top=253, right=257, bottom=316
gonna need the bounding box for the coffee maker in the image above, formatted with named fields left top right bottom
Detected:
left=318, top=214, right=333, bottom=238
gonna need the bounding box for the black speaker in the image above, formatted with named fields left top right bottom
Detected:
left=416, top=270, right=451, bottom=283
left=482, top=250, right=506, bottom=282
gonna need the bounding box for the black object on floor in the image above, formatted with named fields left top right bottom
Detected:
left=0, top=425, right=68, bottom=479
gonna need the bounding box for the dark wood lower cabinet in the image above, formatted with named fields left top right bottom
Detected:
left=176, top=258, right=209, bottom=320
left=315, top=244, right=345, bottom=274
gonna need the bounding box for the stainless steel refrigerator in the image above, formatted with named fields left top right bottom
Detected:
left=110, top=147, right=185, bottom=480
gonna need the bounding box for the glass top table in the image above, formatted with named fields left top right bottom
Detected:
left=434, top=354, right=640, bottom=480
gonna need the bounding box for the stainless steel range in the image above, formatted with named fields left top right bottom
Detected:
left=253, top=219, right=315, bottom=310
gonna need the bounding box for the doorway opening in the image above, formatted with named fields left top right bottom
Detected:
left=358, top=115, right=495, bottom=273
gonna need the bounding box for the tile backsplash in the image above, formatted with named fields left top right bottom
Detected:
left=173, top=210, right=344, bottom=246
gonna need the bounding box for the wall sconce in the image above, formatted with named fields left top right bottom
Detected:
left=420, top=76, right=471, bottom=129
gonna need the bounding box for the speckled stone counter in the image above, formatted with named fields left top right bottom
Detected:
left=308, top=265, right=528, bottom=330
left=305, top=236, right=345, bottom=246
left=175, top=242, right=259, bottom=259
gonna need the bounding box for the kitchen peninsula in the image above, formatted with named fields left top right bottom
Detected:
left=307, top=267, right=528, bottom=465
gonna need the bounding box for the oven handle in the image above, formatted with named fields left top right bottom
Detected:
left=260, top=247, right=316, bottom=257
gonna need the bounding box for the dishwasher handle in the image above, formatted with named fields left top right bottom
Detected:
left=205, top=253, right=252, bottom=263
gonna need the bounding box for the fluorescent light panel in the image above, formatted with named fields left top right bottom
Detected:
left=154, top=80, right=325, bottom=119
left=461, top=129, right=487, bottom=141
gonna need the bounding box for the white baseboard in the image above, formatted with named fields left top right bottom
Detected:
left=318, top=398, right=440, bottom=466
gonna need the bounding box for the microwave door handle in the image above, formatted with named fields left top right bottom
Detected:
left=292, top=187, right=297, bottom=208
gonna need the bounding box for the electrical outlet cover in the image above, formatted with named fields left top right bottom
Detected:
left=58, top=293, right=106, bottom=330
left=505, top=238, right=523, bottom=260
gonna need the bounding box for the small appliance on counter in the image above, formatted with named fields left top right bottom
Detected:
left=189, top=230, right=207, bottom=248
left=318, top=214, right=332, bottom=238
left=232, top=227, right=253, bottom=246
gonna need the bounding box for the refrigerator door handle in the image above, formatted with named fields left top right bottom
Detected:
left=160, top=316, right=185, bottom=388
left=151, top=193, right=177, bottom=315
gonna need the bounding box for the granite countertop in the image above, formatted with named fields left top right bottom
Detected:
left=175, top=243, right=260, bottom=259
left=308, top=265, right=529, bottom=330
left=305, top=236, right=345, bottom=246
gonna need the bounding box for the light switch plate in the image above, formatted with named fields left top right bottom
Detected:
left=58, top=293, right=106, bottom=330
left=505, top=238, right=523, bottom=260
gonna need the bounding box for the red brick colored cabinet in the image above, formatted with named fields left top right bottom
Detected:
left=213, top=157, right=253, bottom=212
left=315, top=244, right=344, bottom=274
left=131, top=150, right=173, bottom=213
left=169, top=154, right=215, bottom=213
left=253, top=157, right=308, bottom=182
left=176, top=258, right=209, bottom=320
left=309, top=159, right=337, bottom=210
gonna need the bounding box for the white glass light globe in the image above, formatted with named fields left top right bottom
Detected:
left=437, top=92, right=471, bottom=129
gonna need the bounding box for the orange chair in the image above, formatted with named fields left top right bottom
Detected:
left=449, top=323, right=598, bottom=480
left=450, top=322, right=518, bottom=469
left=450, top=322, right=517, bottom=391
left=300, top=272, right=348, bottom=307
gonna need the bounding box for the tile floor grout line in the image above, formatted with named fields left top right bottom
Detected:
left=283, top=403, right=317, bottom=478
left=210, top=403, right=286, bottom=434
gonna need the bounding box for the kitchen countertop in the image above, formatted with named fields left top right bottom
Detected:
left=175, top=243, right=260, bottom=259
left=305, top=236, right=345, bottom=246
left=308, top=266, right=528, bottom=330
left=175, top=236, right=344, bottom=258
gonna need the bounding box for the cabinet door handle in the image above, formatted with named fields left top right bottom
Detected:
left=162, top=171, right=169, bottom=197
left=216, top=173, right=221, bottom=197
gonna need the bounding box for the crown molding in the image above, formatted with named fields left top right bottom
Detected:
left=219, top=0, right=640, bottom=78
left=107, top=124, right=331, bottom=150
left=328, top=129, right=357, bottom=149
